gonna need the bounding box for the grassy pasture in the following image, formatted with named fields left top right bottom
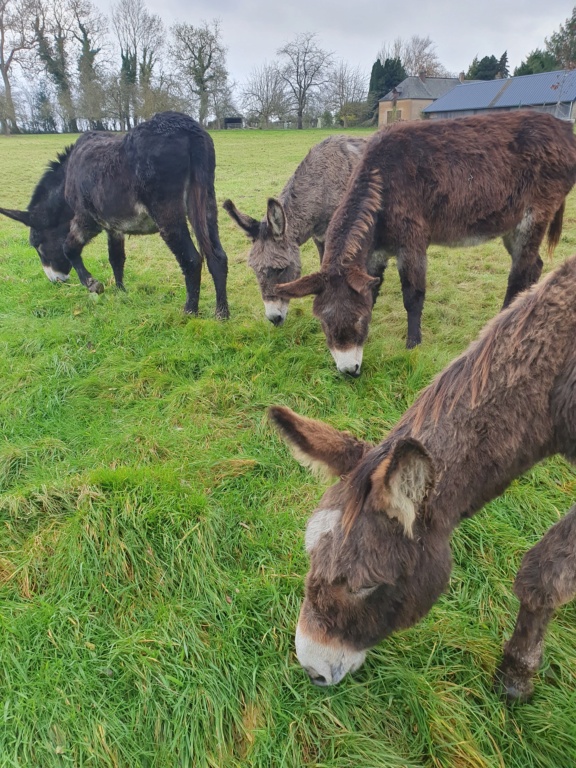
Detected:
left=0, top=125, right=575, bottom=768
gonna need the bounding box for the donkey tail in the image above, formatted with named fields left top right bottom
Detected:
left=185, top=134, right=218, bottom=261
left=187, top=183, right=211, bottom=260
left=547, top=201, right=565, bottom=258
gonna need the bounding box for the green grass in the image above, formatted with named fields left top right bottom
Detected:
left=0, top=126, right=575, bottom=767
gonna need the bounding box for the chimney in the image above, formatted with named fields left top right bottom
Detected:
left=459, top=71, right=465, bottom=83
left=418, top=69, right=426, bottom=82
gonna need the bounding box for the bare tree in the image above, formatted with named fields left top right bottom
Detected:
left=112, top=0, right=164, bottom=127
left=379, top=35, right=450, bottom=77
left=170, top=18, right=228, bottom=127
left=546, top=7, right=576, bottom=70
left=328, top=60, right=367, bottom=127
left=277, top=32, right=333, bottom=129
left=241, top=62, right=289, bottom=128
left=0, top=0, right=38, bottom=133
left=210, top=69, right=237, bottom=129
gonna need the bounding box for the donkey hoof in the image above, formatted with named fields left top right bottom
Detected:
left=216, top=305, right=230, bottom=320
left=184, top=304, right=199, bottom=316
left=406, top=337, right=421, bottom=350
left=494, top=664, right=535, bottom=704
left=87, top=278, right=104, bottom=294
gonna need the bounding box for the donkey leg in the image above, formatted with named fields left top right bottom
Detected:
left=496, top=505, right=576, bottom=702
left=107, top=232, right=127, bottom=291
left=368, top=250, right=389, bottom=307
left=203, top=222, right=229, bottom=320
left=149, top=204, right=203, bottom=314
left=190, top=187, right=229, bottom=320
left=397, top=249, right=427, bottom=349
left=63, top=221, right=103, bottom=294
left=501, top=221, right=545, bottom=309
left=313, top=237, right=325, bottom=263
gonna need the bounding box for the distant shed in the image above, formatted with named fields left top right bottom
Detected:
left=224, top=116, right=243, bottom=129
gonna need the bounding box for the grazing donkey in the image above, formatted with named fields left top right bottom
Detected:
left=0, top=111, right=229, bottom=318
left=270, top=254, right=576, bottom=701
left=275, top=111, right=576, bottom=375
left=223, top=135, right=369, bottom=325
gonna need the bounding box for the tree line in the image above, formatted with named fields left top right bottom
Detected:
left=1, top=0, right=576, bottom=135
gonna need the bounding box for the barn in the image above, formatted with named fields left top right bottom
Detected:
left=422, top=69, right=576, bottom=121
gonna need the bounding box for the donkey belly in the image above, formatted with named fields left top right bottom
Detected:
left=99, top=203, right=159, bottom=236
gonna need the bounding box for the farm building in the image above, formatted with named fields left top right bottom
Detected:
left=378, top=71, right=463, bottom=125
left=422, top=69, right=576, bottom=120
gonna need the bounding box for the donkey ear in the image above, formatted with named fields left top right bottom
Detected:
left=274, top=272, right=324, bottom=299
left=347, top=267, right=380, bottom=296
left=0, top=207, right=31, bottom=227
left=222, top=199, right=260, bottom=241
left=369, top=439, right=435, bottom=537
left=269, top=406, right=369, bottom=478
left=266, top=198, right=286, bottom=240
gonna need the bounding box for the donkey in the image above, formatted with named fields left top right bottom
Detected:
left=270, top=254, right=576, bottom=701
left=274, top=111, right=576, bottom=375
left=0, top=111, right=229, bottom=318
left=223, top=135, right=370, bottom=325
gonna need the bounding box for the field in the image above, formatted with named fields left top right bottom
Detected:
left=0, top=125, right=575, bottom=768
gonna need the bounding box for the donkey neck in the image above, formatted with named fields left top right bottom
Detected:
left=278, top=184, right=316, bottom=247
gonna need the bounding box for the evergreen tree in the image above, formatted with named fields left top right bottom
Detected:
left=514, top=49, right=559, bottom=76
left=367, top=56, right=405, bottom=118
left=76, top=18, right=105, bottom=130
left=466, top=54, right=504, bottom=80
left=35, top=12, right=78, bottom=133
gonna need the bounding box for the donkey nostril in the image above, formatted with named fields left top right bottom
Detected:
left=270, top=314, right=283, bottom=326
left=310, top=674, right=327, bottom=685
left=346, top=364, right=361, bottom=378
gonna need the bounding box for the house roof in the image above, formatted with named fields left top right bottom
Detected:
left=381, top=75, right=461, bottom=102
left=423, top=69, right=576, bottom=114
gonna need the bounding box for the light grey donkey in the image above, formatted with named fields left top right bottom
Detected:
left=223, top=135, right=369, bottom=325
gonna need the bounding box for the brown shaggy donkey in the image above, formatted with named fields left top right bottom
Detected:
left=270, top=254, right=576, bottom=701
left=223, top=135, right=369, bottom=325
left=275, top=111, right=576, bottom=375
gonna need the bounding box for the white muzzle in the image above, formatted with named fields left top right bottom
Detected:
left=330, top=346, right=364, bottom=377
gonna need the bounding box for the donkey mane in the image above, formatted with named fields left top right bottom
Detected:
left=28, top=145, right=74, bottom=211
left=326, top=166, right=385, bottom=270
left=341, top=261, right=571, bottom=533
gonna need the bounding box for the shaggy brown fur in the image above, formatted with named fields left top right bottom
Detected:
left=223, top=135, right=370, bottom=324
left=275, top=111, right=576, bottom=368
left=271, top=255, right=576, bottom=698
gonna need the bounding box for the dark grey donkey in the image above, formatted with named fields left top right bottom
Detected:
left=0, top=111, right=229, bottom=318
left=223, top=135, right=370, bottom=325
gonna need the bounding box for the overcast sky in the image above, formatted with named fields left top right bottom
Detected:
left=132, top=0, right=573, bottom=84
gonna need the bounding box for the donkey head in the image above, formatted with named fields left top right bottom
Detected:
left=275, top=267, right=379, bottom=376
left=0, top=150, right=73, bottom=283
left=223, top=198, right=301, bottom=325
left=269, top=406, right=451, bottom=686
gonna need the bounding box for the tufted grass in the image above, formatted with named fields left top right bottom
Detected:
left=0, top=125, right=575, bottom=768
